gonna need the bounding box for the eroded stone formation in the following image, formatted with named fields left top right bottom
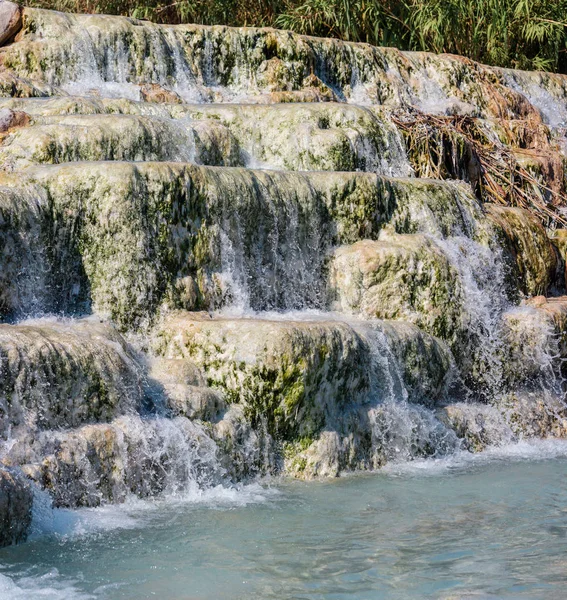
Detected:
left=1, top=1, right=567, bottom=545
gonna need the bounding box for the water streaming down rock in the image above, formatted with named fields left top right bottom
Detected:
left=1, top=3, right=567, bottom=545
left=351, top=320, right=460, bottom=469
left=0, top=317, right=231, bottom=508
left=0, top=99, right=412, bottom=176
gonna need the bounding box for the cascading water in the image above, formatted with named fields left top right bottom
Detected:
left=351, top=321, right=461, bottom=464
left=434, top=235, right=510, bottom=396
left=0, top=6, right=567, bottom=569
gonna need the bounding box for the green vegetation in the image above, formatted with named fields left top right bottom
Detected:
left=22, top=0, right=567, bottom=73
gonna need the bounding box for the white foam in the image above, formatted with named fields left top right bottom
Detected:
left=382, top=438, right=567, bottom=477
left=215, top=306, right=350, bottom=321
left=503, top=71, right=567, bottom=129
left=347, top=84, right=373, bottom=106
left=29, top=488, right=139, bottom=541
left=11, top=313, right=109, bottom=328
left=30, top=482, right=279, bottom=542
left=62, top=81, right=141, bottom=102
left=0, top=569, right=93, bottom=600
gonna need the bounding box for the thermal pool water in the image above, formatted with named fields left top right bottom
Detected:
left=1, top=440, right=567, bottom=600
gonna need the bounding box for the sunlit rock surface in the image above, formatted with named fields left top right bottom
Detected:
left=486, top=205, right=557, bottom=296
left=328, top=234, right=463, bottom=339
left=152, top=311, right=455, bottom=477
left=0, top=161, right=492, bottom=328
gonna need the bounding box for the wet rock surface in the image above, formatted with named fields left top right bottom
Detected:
left=0, top=467, right=32, bottom=547
left=0, top=319, right=145, bottom=437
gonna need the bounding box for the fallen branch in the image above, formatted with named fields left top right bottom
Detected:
left=392, top=109, right=567, bottom=228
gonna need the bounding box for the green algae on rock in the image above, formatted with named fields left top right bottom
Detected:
left=153, top=312, right=453, bottom=449
left=0, top=319, right=144, bottom=437
left=486, top=204, right=558, bottom=297
left=153, top=312, right=373, bottom=441
left=0, top=161, right=492, bottom=328
left=328, top=234, right=463, bottom=340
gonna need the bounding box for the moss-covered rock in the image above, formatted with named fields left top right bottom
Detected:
left=148, top=357, right=226, bottom=420
left=440, top=297, right=567, bottom=452
left=184, top=103, right=409, bottom=174
left=153, top=312, right=452, bottom=437
left=486, top=204, right=557, bottom=296
left=152, top=312, right=454, bottom=478
left=0, top=161, right=485, bottom=328
left=378, top=320, right=454, bottom=406
left=3, top=414, right=222, bottom=507
left=0, top=319, right=144, bottom=436
left=0, top=114, right=196, bottom=170
left=0, top=184, right=54, bottom=319
left=438, top=391, right=567, bottom=452
left=153, top=312, right=372, bottom=441
left=329, top=233, right=463, bottom=341
left=549, top=228, right=567, bottom=289
left=0, top=100, right=411, bottom=176
left=437, top=402, right=513, bottom=452
left=212, top=405, right=278, bottom=480
left=0, top=7, right=551, bottom=122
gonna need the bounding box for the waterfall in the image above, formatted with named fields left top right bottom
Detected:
left=212, top=170, right=330, bottom=313
left=434, top=235, right=510, bottom=397
left=352, top=321, right=461, bottom=464
left=1, top=6, right=567, bottom=533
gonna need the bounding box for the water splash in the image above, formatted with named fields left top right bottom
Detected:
left=352, top=320, right=460, bottom=463
left=60, top=28, right=142, bottom=101
left=0, top=569, right=93, bottom=600
left=435, top=235, right=510, bottom=397
left=370, top=401, right=460, bottom=464
left=502, top=70, right=567, bottom=129
left=3, top=414, right=225, bottom=508
left=503, top=305, right=566, bottom=395
left=382, top=438, right=567, bottom=477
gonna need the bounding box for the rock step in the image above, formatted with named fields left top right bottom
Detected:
left=0, top=97, right=563, bottom=224
left=1, top=6, right=564, bottom=127
left=0, top=160, right=557, bottom=327
left=153, top=311, right=455, bottom=477
left=154, top=311, right=453, bottom=411
left=0, top=98, right=562, bottom=182
left=0, top=103, right=409, bottom=175
left=0, top=160, right=484, bottom=327
left=3, top=304, right=567, bottom=503
left=154, top=310, right=567, bottom=477
left=0, top=318, right=145, bottom=437
left=0, top=311, right=454, bottom=504
left=435, top=297, right=567, bottom=453
left=328, top=211, right=557, bottom=326
left=4, top=413, right=223, bottom=508
left=329, top=234, right=563, bottom=375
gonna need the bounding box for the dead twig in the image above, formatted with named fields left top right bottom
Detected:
left=392, top=109, right=567, bottom=228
